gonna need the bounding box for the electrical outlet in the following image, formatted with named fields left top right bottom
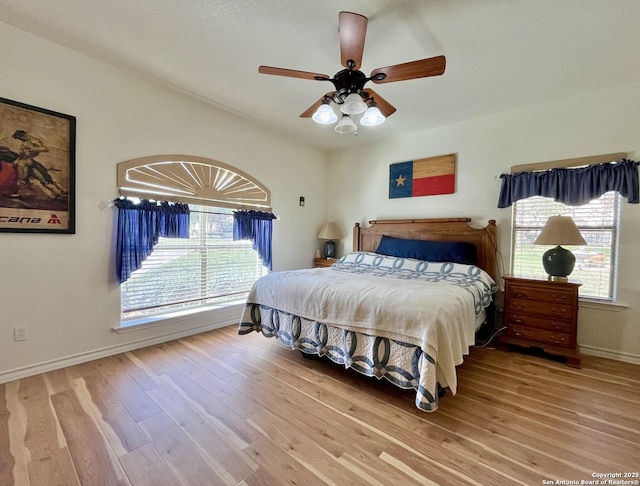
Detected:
left=14, top=326, right=27, bottom=342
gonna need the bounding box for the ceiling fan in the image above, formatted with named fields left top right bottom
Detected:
left=258, top=11, right=446, bottom=133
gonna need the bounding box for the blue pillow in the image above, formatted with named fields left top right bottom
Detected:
left=375, top=235, right=477, bottom=265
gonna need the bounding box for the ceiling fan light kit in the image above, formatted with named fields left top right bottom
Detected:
left=311, top=91, right=385, bottom=131
left=258, top=11, right=446, bottom=136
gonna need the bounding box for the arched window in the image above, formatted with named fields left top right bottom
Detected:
left=117, top=154, right=271, bottom=209
left=116, top=155, right=271, bottom=323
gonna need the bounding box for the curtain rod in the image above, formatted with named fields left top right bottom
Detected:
left=189, top=209, right=233, bottom=216
left=101, top=202, right=279, bottom=219
left=510, top=152, right=627, bottom=173
left=104, top=197, right=272, bottom=215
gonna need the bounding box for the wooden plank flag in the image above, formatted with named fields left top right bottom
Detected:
left=389, top=154, right=456, bottom=198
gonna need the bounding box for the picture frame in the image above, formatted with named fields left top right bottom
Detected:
left=389, top=153, right=456, bottom=199
left=0, top=97, right=76, bottom=234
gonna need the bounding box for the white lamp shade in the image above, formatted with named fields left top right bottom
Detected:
left=312, top=104, right=338, bottom=124
left=334, top=115, right=357, bottom=134
left=317, top=221, right=341, bottom=240
left=534, top=216, right=587, bottom=246
left=360, top=106, right=386, bottom=126
left=340, top=93, right=368, bottom=115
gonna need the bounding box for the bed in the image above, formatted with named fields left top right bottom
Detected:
left=238, top=218, right=498, bottom=412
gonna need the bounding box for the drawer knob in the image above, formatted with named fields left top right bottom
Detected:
left=552, top=336, right=566, bottom=344
left=551, top=307, right=567, bottom=316
left=512, top=291, right=529, bottom=299
left=551, top=294, right=568, bottom=302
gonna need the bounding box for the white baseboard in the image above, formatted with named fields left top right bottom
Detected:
left=3, top=324, right=636, bottom=384
left=0, top=320, right=235, bottom=385
left=580, top=344, right=640, bottom=365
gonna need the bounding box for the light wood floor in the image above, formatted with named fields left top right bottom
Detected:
left=1, top=325, right=639, bottom=486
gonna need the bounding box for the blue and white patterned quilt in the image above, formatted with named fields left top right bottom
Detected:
left=239, top=251, right=497, bottom=412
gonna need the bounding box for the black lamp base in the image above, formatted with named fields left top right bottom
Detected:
left=542, top=245, right=576, bottom=281
left=323, top=240, right=336, bottom=258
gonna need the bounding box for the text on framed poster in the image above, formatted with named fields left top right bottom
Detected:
left=0, top=97, right=76, bottom=233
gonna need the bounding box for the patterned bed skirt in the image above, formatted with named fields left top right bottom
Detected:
left=238, top=303, right=443, bottom=412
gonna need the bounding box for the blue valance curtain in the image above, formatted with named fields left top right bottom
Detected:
left=233, top=210, right=276, bottom=270
left=115, top=199, right=190, bottom=285
left=498, top=159, right=639, bottom=208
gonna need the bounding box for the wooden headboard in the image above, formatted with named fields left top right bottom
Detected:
left=353, top=218, right=498, bottom=281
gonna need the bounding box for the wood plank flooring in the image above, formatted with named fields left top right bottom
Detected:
left=1, top=325, right=639, bottom=485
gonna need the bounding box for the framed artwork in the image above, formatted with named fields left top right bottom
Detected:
left=0, top=97, right=76, bottom=233
left=389, top=153, right=456, bottom=199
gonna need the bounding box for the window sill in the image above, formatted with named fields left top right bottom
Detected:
left=579, top=299, right=628, bottom=312
left=114, top=299, right=246, bottom=334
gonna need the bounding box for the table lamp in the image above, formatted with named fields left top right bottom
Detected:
left=534, top=215, right=586, bottom=281
left=317, top=222, right=341, bottom=258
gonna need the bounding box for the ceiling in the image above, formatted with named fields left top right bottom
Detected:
left=1, top=0, right=639, bottom=152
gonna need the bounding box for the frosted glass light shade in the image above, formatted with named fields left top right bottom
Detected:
left=312, top=104, right=338, bottom=124
left=334, top=115, right=357, bottom=134
left=340, top=93, right=368, bottom=115
left=360, top=106, right=386, bottom=126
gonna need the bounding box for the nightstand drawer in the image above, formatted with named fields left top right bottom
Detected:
left=508, top=285, right=575, bottom=304
left=507, top=298, right=574, bottom=319
left=505, top=311, right=573, bottom=333
left=314, top=258, right=337, bottom=268
left=506, top=325, right=573, bottom=348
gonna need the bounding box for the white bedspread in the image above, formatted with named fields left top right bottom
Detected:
left=243, top=252, right=496, bottom=395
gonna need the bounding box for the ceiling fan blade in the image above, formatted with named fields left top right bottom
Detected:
left=259, top=65, right=330, bottom=81
left=370, top=55, right=446, bottom=84
left=339, top=11, right=368, bottom=70
left=300, top=92, right=336, bottom=118
left=362, top=89, right=396, bottom=117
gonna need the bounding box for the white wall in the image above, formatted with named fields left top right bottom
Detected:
left=1, top=20, right=638, bottom=381
left=0, top=23, right=328, bottom=380
left=328, top=82, right=640, bottom=363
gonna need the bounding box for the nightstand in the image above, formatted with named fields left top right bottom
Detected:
left=314, top=258, right=337, bottom=268
left=499, top=275, right=581, bottom=368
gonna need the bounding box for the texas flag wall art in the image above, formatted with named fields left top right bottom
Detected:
left=389, top=154, right=456, bottom=199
